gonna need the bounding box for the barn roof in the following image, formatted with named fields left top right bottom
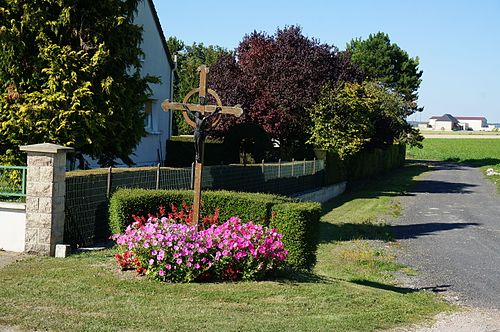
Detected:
left=434, top=114, right=459, bottom=123
left=456, top=116, right=486, bottom=121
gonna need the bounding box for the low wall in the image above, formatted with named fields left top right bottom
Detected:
left=292, top=181, right=347, bottom=203
left=0, top=202, right=26, bottom=252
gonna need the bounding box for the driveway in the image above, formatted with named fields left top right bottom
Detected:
left=395, top=161, right=500, bottom=309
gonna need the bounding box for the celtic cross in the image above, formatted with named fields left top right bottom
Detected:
left=162, top=65, right=243, bottom=225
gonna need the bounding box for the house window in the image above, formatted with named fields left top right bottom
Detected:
left=144, top=99, right=155, bottom=132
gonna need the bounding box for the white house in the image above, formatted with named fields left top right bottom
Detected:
left=428, top=114, right=460, bottom=131
left=85, top=0, right=174, bottom=168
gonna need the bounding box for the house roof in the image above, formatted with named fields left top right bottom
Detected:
left=434, top=114, right=459, bottom=123
left=146, top=0, right=175, bottom=71
left=456, top=116, right=486, bottom=121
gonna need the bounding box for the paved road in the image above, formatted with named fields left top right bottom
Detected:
left=395, top=162, right=500, bottom=309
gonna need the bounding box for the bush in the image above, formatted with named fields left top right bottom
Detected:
left=318, top=144, right=406, bottom=183
left=109, top=189, right=288, bottom=235
left=109, top=188, right=319, bottom=270
left=112, top=216, right=288, bottom=282
left=270, top=201, right=321, bottom=270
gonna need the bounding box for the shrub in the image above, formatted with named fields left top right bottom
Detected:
left=317, top=144, right=406, bottom=183
left=270, top=201, right=321, bottom=270
left=109, top=189, right=288, bottom=235
left=112, top=215, right=287, bottom=282
left=109, top=189, right=318, bottom=270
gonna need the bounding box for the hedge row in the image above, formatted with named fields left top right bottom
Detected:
left=318, top=144, right=406, bottom=184
left=109, top=188, right=321, bottom=270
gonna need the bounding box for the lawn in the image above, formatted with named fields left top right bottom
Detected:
left=0, top=164, right=451, bottom=332
left=407, top=138, right=500, bottom=191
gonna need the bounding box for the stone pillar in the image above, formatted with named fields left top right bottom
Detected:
left=19, top=143, right=74, bottom=256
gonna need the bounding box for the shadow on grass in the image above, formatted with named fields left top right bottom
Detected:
left=445, top=157, right=500, bottom=168
left=318, top=221, right=480, bottom=244
left=317, top=161, right=482, bottom=244
left=350, top=279, right=451, bottom=294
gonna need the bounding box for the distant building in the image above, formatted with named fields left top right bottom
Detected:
left=455, top=116, right=488, bottom=131
left=423, top=114, right=489, bottom=131
left=429, top=114, right=461, bottom=131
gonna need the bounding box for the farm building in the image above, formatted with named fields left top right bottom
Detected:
left=423, top=114, right=489, bottom=131
left=456, top=116, right=488, bottom=131
left=427, top=114, right=461, bottom=131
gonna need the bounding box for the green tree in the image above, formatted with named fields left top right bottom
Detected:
left=307, top=81, right=423, bottom=159
left=166, top=37, right=231, bottom=135
left=346, top=32, right=422, bottom=104
left=346, top=32, right=424, bottom=148
left=307, top=82, right=375, bottom=159
left=0, top=0, right=156, bottom=166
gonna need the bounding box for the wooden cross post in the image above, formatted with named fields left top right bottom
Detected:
left=161, top=65, right=243, bottom=225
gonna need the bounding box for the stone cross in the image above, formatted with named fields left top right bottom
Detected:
left=162, top=65, right=243, bottom=225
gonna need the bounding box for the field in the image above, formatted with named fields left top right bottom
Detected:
left=407, top=138, right=500, bottom=190
left=0, top=165, right=451, bottom=332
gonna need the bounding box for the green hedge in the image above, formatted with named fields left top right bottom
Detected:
left=109, top=188, right=320, bottom=270
left=318, top=144, right=406, bottom=184
left=346, top=144, right=406, bottom=180
left=270, top=202, right=321, bottom=270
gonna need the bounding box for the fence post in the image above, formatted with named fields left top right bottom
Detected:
left=19, top=143, right=74, bottom=256
left=156, top=163, right=160, bottom=190
left=106, top=167, right=112, bottom=199
left=278, top=159, right=281, bottom=178
left=291, top=158, right=295, bottom=177
left=303, top=158, right=306, bottom=176
left=313, top=157, right=316, bottom=174
left=261, top=159, right=265, bottom=174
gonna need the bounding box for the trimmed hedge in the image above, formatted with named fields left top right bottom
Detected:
left=108, top=188, right=320, bottom=270
left=346, top=144, right=406, bottom=180
left=109, top=189, right=287, bottom=234
left=318, top=144, right=406, bottom=184
left=270, top=202, right=322, bottom=270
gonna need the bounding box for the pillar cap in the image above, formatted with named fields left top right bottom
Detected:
left=20, top=143, right=74, bottom=154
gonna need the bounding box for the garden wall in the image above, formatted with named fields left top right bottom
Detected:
left=0, top=202, right=26, bottom=252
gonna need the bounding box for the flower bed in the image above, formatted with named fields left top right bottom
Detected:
left=112, top=215, right=288, bottom=282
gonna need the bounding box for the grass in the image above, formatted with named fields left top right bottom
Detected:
left=407, top=138, right=500, bottom=191
left=0, top=164, right=451, bottom=332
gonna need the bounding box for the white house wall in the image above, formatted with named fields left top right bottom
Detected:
left=435, top=121, right=453, bottom=131
left=130, top=0, right=173, bottom=166
left=458, top=119, right=485, bottom=131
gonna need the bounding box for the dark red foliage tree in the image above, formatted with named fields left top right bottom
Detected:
left=208, top=26, right=362, bottom=157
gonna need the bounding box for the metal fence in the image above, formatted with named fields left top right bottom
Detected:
left=64, top=159, right=325, bottom=247
left=0, top=165, right=27, bottom=200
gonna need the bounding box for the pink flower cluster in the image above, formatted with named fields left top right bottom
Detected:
left=112, top=216, right=287, bottom=282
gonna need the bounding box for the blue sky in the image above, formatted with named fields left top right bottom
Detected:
left=152, top=0, right=500, bottom=123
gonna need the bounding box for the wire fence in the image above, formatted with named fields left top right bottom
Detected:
left=64, top=159, right=324, bottom=247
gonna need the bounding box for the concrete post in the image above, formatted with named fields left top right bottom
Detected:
left=19, top=143, right=74, bottom=256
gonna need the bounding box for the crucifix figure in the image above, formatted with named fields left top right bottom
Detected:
left=162, top=65, right=243, bottom=225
